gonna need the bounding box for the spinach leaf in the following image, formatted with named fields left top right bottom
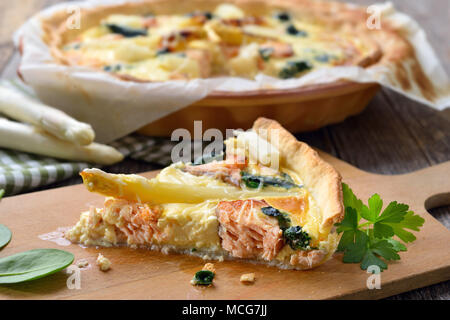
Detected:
left=0, top=249, right=74, bottom=284
left=314, top=54, right=331, bottom=63
left=192, top=148, right=225, bottom=166
left=259, top=48, right=274, bottom=61
left=106, top=24, right=148, bottom=37
left=275, top=12, right=290, bottom=22
left=240, top=171, right=302, bottom=189
left=261, top=206, right=314, bottom=250
left=103, top=64, right=123, bottom=72
left=186, top=11, right=213, bottom=20
left=0, top=191, right=9, bottom=250
left=0, top=224, right=11, bottom=250
left=286, top=24, right=308, bottom=37
left=279, top=60, right=312, bottom=79
left=261, top=207, right=291, bottom=230
left=192, top=270, right=214, bottom=285
left=283, top=226, right=313, bottom=250
left=156, top=47, right=171, bottom=56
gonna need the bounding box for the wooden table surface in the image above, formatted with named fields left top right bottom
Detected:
left=0, top=0, right=449, bottom=300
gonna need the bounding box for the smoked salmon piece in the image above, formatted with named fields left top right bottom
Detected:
left=216, top=199, right=284, bottom=261
left=103, top=198, right=164, bottom=245
left=260, top=41, right=294, bottom=58
left=184, top=155, right=247, bottom=187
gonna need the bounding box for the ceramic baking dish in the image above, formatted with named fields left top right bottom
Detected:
left=137, top=81, right=379, bottom=136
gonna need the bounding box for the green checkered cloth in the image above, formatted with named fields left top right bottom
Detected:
left=0, top=135, right=176, bottom=197
left=0, top=81, right=176, bottom=197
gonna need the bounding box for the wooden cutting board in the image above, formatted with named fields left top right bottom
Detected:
left=0, top=152, right=449, bottom=300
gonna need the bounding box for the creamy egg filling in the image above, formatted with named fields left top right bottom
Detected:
left=60, top=3, right=368, bottom=81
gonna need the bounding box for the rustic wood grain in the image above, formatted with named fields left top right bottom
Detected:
left=0, top=0, right=449, bottom=300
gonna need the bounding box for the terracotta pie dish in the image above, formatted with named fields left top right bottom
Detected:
left=137, top=81, right=380, bottom=136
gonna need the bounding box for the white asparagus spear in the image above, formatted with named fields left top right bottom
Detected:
left=0, top=118, right=123, bottom=165
left=0, top=85, right=95, bottom=146
left=80, top=168, right=300, bottom=204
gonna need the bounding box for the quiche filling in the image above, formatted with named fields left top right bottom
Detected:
left=60, top=3, right=377, bottom=81
left=66, top=124, right=342, bottom=270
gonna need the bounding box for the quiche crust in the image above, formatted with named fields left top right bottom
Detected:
left=252, top=117, right=344, bottom=233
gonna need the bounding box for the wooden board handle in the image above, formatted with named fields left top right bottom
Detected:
left=317, top=150, right=450, bottom=211
left=390, top=161, right=450, bottom=210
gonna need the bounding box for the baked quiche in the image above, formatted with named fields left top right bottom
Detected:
left=54, top=2, right=381, bottom=81
left=66, top=118, right=344, bottom=270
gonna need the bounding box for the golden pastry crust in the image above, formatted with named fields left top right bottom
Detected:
left=252, top=117, right=344, bottom=269
left=252, top=117, right=344, bottom=232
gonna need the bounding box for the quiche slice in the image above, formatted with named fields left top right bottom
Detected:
left=66, top=118, right=344, bottom=270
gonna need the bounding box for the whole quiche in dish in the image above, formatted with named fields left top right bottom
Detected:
left=19, top=0, right=440, bottom=137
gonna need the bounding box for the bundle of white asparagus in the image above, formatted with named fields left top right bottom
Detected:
left=0, top=85, right=123, bottom=165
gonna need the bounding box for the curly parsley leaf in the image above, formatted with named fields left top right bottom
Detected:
left=370, top=239, right=401, bottom=261
left=335, top=207, right=359, bottom=251
left=361, top=250, right=387, bottom=271
left=342, top=183, right=364, bottom=219
left=361, top=193, right=382, bottom=222
left=387, top=211, right=424, bottom=243
left=342, top=230, right=368, bottom=263
left=386, top=239, right=407, bottom=252
left=336, top=183, right=423, bottom=271
left=343, top=233, right=401, bottom=271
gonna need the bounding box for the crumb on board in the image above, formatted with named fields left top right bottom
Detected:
left=240, top=273, right=256, bottom=284
left=76, top=259, right=89, bottom=268
left=203, top=263, right=216, bottom=274
left=96, top=253, right=111, bottom=271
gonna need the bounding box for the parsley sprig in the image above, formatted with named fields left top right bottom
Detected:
left=335, top=183, right=424, bottom=271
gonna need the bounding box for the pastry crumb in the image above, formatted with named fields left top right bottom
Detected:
left=96, top=253, right=111, bottom=271
left=240, top=273, right=255, bottom=284
left=76, top=259, right=89, bottom=268
left=202, top=263, right=216, bottom=273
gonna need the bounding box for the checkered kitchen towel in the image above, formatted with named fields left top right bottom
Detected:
left=0, top=81, right=177, bottom=197
left=0, top=135, right=176, bottom=197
